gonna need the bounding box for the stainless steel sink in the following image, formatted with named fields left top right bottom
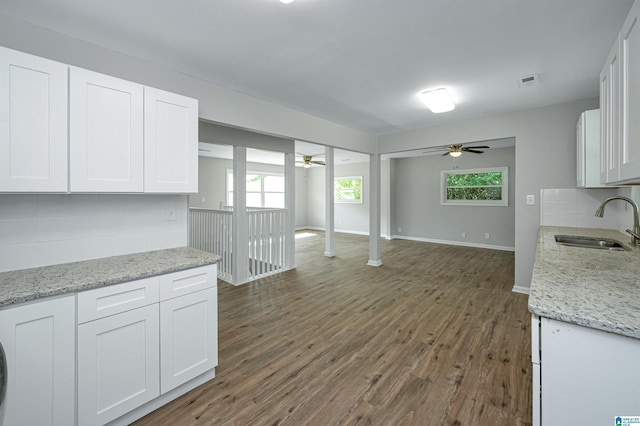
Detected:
left=554, top=234, right=628, bottom=251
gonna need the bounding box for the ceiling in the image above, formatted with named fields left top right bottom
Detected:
left=1, top=0, right=632, bottom=135
left=200, top=139, right=512, bottom=165
left=199, top=141, right=370, bottom=166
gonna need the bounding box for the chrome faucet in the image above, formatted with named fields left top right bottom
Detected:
left=595, top=196, right=640, bottom=246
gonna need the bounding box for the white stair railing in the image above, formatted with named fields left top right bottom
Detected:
left=247, top=208, right=287, bottom=280
left=189, top=208, right=233, bottom=282
left=189, top=207, right=287, bottom=284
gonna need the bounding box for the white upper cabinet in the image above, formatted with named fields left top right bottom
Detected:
left=577, top=109, right=604, bottom=188
left=0, top=48, right=198, bottom=194
left=619, top=1, right=640, bottom=182
left=600, top=40, right=620, bottom=184
left=144, top=87, right=198, bottom=193
left=70, top=67, right=144, bottom=192
left=0, top=47, right=68, bottom=192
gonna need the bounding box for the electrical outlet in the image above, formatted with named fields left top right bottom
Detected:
left=485, top=233, right=490, bottom=239
left=398, top=226, right=402, bottom=233
left=461, top=232, right=466, bottom=238
left=339, top=219, right=342, bottom=225
left=165, top=207, right=176, bottom=221
left=526, top=194, right=535, bottom=205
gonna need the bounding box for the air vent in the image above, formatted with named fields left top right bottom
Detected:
left=518, top=73, right=539, bottom=88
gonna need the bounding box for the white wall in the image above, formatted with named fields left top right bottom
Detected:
left=0, top=194, right=187, bottom=272
left=0, top=14, right=376, bottom=153
left=392, top=147, right=515, bottom=249
left=378, top=97, right=600, bottom=291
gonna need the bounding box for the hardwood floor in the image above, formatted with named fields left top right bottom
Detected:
left=134, top=232, right=531, bottom=426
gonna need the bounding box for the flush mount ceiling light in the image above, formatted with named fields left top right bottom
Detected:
left=419, top=88, right=455, bottom=113
left=449, top=148, right=462, bottom=157
left=280, top=0, right=295, bottom=3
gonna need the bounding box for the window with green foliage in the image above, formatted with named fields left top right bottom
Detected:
left=334, top=176, right=363, bottom=203
left=441, top=167, right=508, bottom=206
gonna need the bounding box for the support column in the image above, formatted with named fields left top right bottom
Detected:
left=284, top=151, right=296, bottom=269
left=368, top=153, right=382, bottom=267
left=324, top=146, right=335, bottom=257
left=232, top=146, right=248, bottom=285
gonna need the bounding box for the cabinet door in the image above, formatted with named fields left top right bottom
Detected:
left=160, top=287, right=217, bottom=394
left=0, top=47, right=68, bottom=192
left=0, top=295, right=75, bottom=426
left=70, top=67, right=144, bottom=192
left=540, top=317, right=640, bottom=425
left=600, top=41, right=621, bottom=184
left=620, top=1, right=640, bottom=181
left=576, top=112, right=585, bottom=187
left=78, top=304, right=160, bottom=425
left=577, top=109, right=603, bottom=188
left=144, top=87, right=198, bottom=193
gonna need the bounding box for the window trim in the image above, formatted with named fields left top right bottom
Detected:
left=226, top=169, right=285, bottom=208
left=334, top=176, right=363, bottom=204
left=440, top=167, right=508, bottom=206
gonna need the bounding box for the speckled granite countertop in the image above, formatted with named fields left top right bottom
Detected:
left=0, top=247, right=221, bottom=308
left=529, top=226, right=640, bottom=339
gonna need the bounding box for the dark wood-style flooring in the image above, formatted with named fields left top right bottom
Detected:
left=135, top=231, right=531, bottom=425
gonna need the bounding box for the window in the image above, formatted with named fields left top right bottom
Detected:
left=441, top=167, right=508, bottom=206
left=334, top=176, right=363, bottom=203
left=227, top=170, right=285, bottom=208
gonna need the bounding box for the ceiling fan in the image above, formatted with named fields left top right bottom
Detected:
left=442, top=144, right=490, bottom=157
left=297, top=155, right=326, bottom=168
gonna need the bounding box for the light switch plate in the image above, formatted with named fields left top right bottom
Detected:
left=526, top=194, right=535, bottom=205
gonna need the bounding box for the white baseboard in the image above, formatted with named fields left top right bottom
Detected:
left=302, top=226, right=370, bottom=236
left=297, top=226, right=391, bottom=239
left=512, top=285, right=530, bottom=295
left=390, top=235, right=515, bottom=252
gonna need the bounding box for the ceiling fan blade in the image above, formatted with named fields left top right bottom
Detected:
left=467, top=145, right=490, bottom=149
left=442, top=152, right=451, bottom=156
left=463, top=149, right=484, bottom=154
left=311, top=161, right=326, bottom=165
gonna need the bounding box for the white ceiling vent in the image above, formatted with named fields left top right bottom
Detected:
left=518, top=73, right=539, bottom=88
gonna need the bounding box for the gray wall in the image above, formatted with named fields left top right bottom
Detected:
left=304, top=162, right=371, bottom=234
left=378, top=97, right=600, bottom=291
left=392, top=147, right=515, bottom=248
left=295, top=168, right=308, bottom=227
left=189, top=157, right=284, bottom=209
left=190, top=157, right=309, bottom=229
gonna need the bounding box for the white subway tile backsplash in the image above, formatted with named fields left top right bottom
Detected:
left=0, top=195, right=38, bottom=220
left=540, top=188, right=632, bottom=231
left=0, top=194, right=188, bottom=272
left=0, top=219, right=38, bottom=245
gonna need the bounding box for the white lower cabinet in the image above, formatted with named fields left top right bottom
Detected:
left=77, top=304, right=160, bottom=426
left=533, top=316, right=640, bottom=425
left=0, top=295, right=75, bottom=426
left=77, top=264, right=217, bottom=425
left=160, top=287, right=217, bottom=394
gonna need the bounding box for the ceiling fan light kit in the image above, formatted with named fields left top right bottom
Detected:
left=297, top=155, right=326, bottom=168
left=442, top=144, right=490, bottom=157
left=420, top=88, right=455, bottom=113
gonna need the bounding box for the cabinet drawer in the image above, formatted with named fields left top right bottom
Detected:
left=77, top=276, right=160, bottom=324
left=159, top=265, right=217, bottom=301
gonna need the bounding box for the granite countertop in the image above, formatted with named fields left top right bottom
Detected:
left=529, top=226, right=640, bottom=339
left=0, top=247, right=221, bottom=308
